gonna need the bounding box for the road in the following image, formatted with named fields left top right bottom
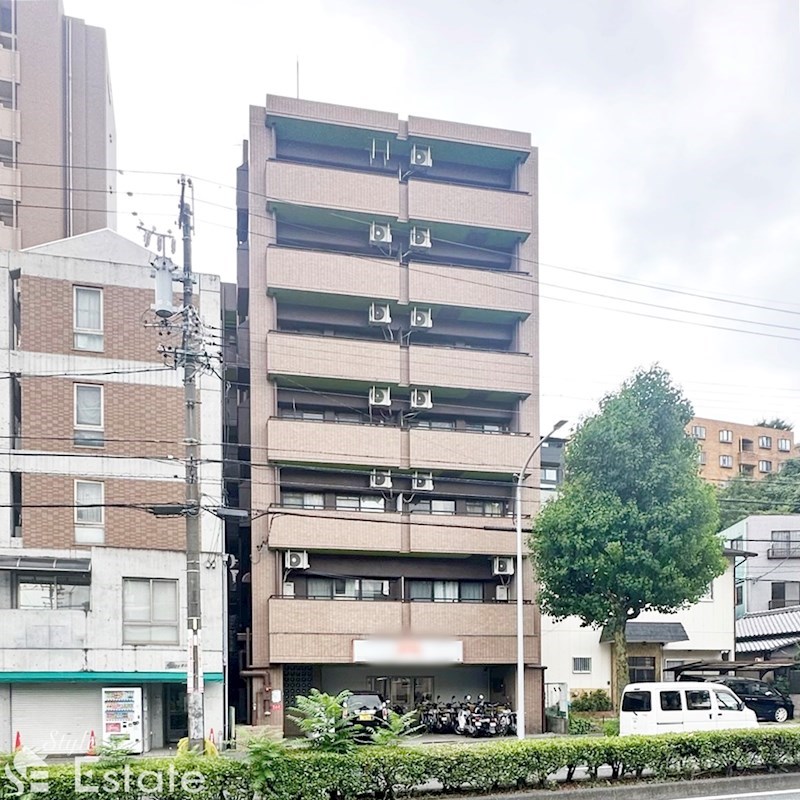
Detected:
left=672, top=788, right=800, bottom=800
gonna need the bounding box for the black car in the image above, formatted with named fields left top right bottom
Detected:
left=715, top=677, right=794, bottom=722
left=342, top=692, right=387, bottom=728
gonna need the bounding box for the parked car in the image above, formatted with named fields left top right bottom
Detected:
left=619, top=681, right=758, bottom=736
left=714, top=677, right=794, bottom=722
left=342, top=692, right=387, bottom=727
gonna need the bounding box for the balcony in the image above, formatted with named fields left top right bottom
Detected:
left=267, top=331, right=402, bottom=384
left=267, top=247, right=401, bottom=300
left=0, top=221, right=19, bottom=249
left=409, top=515, right=516, bottom=556
left=409, top=345, right=533, bottom=395
left=0, top=105, right=19, bottom=140
left=265, top=160, right=399, bottom=218
left=1, top=609, right=88, bottom=651
left=0, top=162, right=20, bottom=202
left=267, top=417, right=401, bottom=467
left=410, top=427, right=531, bottom=473
left=0, top=48, right=19, bottom=80
left=408, top=179, right=532, bottom=233
left=268, top=598, right=537, bottom=664
left=408, top=261, right=533, bottom=314
left=269, top=507, right=403, bottom=552
left=768, top=546, right=800, bottom=559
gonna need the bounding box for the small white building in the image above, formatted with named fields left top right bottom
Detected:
left=540, top=550, right=740, bottom=701
left=0, top=231, right=226, bottom=754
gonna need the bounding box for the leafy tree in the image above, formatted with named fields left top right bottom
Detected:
left=718, top=459, right=800, bottom=530
left=530, top=366, right=724, bottom=705
left=755, top=418, right=793, bottom=430
left=365, top=709, right=422, bottom=746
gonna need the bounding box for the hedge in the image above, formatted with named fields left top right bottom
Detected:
left=5, top=728, right=800, bottom=799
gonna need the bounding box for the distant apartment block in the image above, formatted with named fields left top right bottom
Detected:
left=689, top=417, right=795, bottom=484
left=0, top=0, right=116, bottom=250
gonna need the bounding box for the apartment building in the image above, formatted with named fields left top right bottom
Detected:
left=689, top=417, right=795, bottom=484
left=0, top=0, right=116, bottom=250
left=539, top=436, right=566, bottom=503
left=230, top=95, right=540, bottom=733
left=0, top=229, right=224, bottom=754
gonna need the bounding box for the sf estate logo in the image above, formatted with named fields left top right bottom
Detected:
left=4, top=747, right=49, bottom=796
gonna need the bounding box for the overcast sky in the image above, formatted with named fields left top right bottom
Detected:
left=66, top=0, right=800, bottom=432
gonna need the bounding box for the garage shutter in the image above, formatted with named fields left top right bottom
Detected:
left=12, top=685, right=103, bottom=755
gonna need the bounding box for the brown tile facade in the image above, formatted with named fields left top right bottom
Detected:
left=18, top=276, right=171, bottom=363
left=22, top=474, right=183, bottom=550
left=20, top=377, right=183, bottom=457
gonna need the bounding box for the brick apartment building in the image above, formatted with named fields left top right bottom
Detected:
left=0, top=0, right=116, bottom=250
left=226, top=95, right=542, bottom=733
left=0, top=229, right=224, bottom=754
left=689, top=417, right=795, bottom=485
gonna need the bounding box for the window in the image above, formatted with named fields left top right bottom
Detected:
left=542, top=467, right=559, bottom=483
left=74, top=384, right=104, bottom=447
left=306, top=577, right=388, bottom=600
left=122, top=578, right=179, bottom=644
left=759, top=460, right=772, bottom=473
left=741, top=438, right=754, bottom=452
left=660, top=691, right=682, bottom=711
left=628, top=656, right=656, bottom=683
left=335, top=495, right=385, bottom=513
left=770, top=530, right=800, bottom=558
left=691, top=425, right=706, bottom=440
left=465, top=500, right=507, bottom=517
left=335, top=412, right=363, bottom=424
left=719, top=455, right=733, bottom=468
left=698, top=451, right=707, bottom=466
left=621, top=691, right=651, bottom=712
left=685, top=690, right=712, bottom=710
left=779, top=438, right=792, bottom=452
left=73, top=287, right=103, bottom=351
left=412, top=418, right=456, bottom=430
left=735, top=584, right=744, bottom=606
left=74, top=480, right=104, bottom=544
left=719, top=429, right=733, bottom=443
left=16, top=572, right=90, bottom=610
left=740, top=464, right=754, bottom=475
left=407, top=580, right=484, bottom=602
left=280, top=408, right=324, bottom=421
left=572, top=657, right=592, bottom=673
left=759, top=435, right=773, bottom=449
left=465, top=421, right=510, bottom=434
left=409, top=498, right=456, bottom=515
left=282, top=492, right=324, bottom=509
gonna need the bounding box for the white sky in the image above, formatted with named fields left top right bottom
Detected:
left=65, top=0, right=800, bottom=432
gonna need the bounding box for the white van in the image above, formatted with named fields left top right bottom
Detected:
left=619, top=681, right=758, bottom=736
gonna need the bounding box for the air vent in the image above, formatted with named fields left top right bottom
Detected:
left=369, top=222, right=392, bottom=245
left=369, top=386, right=392, bottom=407
left=369, top=303, right=392, bottom=324
left=492, top=557, right=514, bottom=576
left=370, top=469, right=393, bottom=489
left=411, top=144, right=433, bottom=168
left=410, top=307, right=433, bottom=329
left=410, top=389, right=433, bottom=409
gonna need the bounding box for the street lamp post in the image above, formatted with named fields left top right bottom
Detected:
left=515, top=419, right=568, bottom=739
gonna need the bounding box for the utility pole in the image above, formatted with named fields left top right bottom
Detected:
left=149, top=175, right=205, bottom=751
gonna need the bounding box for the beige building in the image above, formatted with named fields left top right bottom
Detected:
left=0, top=0, right=116, bottom=250
left=227, top=96, right=541, bottom=732
left=0, top=229, right=225, bottom=753
left=689, top=417, right=795, bottom=484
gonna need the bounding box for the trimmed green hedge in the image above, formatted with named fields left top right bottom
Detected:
left=5, top=729, right=800, bottom=799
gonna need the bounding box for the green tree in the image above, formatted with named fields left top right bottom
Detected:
left=718, top=459, right=800, bottom=530
left=755, top=418, right=793, bottom=430
left=530, top=366, right=724, bottom=705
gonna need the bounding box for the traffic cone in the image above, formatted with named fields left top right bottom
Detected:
left=13, top=731, right=21, bottom=752
left=87, top=730, right=96, bottom=756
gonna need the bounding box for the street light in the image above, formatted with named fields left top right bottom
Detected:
left=515, top=419, right=568, bottom=739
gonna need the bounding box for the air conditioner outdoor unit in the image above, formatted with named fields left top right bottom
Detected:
left=286, top=550, right=309, bottom=570
left=369, top=303, right=392, bottom=324
left=370, top=469, right=393, bottom=489
left=369, top=386, right=392, bottom=407
left=283, top=581, right=296, bottom=597
left=409, top=226, right=432, bottom=249
left=412, top=472, right=434, bottom=492
left=411, top=144, right=433, bottom=168
left=369, top=222, right=392, bottom=245
left=495, top=585, right=509, bottom=602
left=410, top=307, right=433, bottom=329
left=410, top=388, right=433, bottom=409
left=492, top=556, right=515, bottom=576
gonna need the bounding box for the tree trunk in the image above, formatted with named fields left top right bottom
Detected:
left=613, top=625, right=629, bottom=710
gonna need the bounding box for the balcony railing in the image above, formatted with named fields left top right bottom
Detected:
left=768, top=546, right=800, bottom=559
left=769, top=599, right=800, bottom=610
